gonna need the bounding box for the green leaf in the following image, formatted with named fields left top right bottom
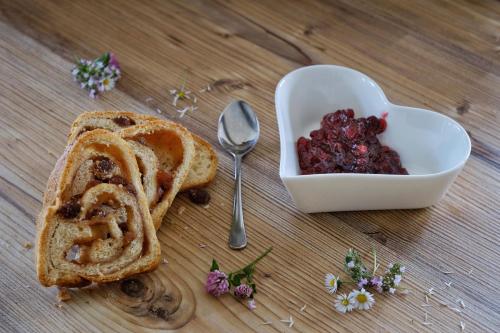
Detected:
left=232, top=275, right=241, bottom=286
left=97, top=52, right=110, bottom=65
left=250, top=283, right=257, bottom=294
left=210, top=259, right=219, bottom=272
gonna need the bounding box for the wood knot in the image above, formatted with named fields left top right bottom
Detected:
left=216, top=32, right=231, bottom=39
left=212, top=78, right=253, bottom=92
left=364, top=231, right=387, bottom=245
left=120, top=278, right=145, bottom=298
left=149, top=306, right=168, bottom=320
left=104, top=270, right=195, bottom=329
left=148, top=293, right=179, bottom=320
left=167, top=34, right=184, bottom=46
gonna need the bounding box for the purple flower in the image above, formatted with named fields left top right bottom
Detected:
left=205, top=270, right=229, bottom=297
left=370, top=276, right=383, bottom=293
left=357, top=278, right=368, bottom=289
left=234, top=284, right=253, bottom=299
left=109, top=52, right=121, bottom=70
left=247, top=298, right=256, bottom=310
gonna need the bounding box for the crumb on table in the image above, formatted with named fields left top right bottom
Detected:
left=57, top=287, right=72, bottom=302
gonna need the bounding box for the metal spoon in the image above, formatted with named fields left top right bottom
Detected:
left=218, top=100, right=260, bottom=250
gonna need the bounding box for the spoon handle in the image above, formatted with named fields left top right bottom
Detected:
left=229, top=154, right=247, bottom=249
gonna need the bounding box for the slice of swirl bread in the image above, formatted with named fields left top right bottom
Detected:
left=36, top=130, right=161, bottom=287
left=119, top=120, right=195, bottom=229
left=68, top=111, right=218, bottom=191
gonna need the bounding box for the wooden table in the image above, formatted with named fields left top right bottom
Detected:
left=1, top=1, right=499, bottom=332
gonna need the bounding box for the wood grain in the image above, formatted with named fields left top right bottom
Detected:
left=0, top=0, right=499, bottom=332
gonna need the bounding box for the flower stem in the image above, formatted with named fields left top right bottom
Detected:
left=342, top=281, right=358, bottom=284
left=372, top=247, right=379, bottom=276
left=230, top=246, right=273, bottom=275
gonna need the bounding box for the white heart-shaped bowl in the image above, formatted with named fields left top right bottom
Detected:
left=275, top=65, right=471, bottom=213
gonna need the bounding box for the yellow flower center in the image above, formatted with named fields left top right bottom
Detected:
left=329, top=279, right=336, bottom=287
left=356, top=293, right=367, bottom=303
left=341, top=299, right=349, bottom=306
left=178, top=91, right=185, bottom=98
left=103, top=78, right=109, bottom=86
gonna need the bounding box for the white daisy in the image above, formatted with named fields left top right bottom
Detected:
left=334, top=293, right=354, bottom=313
left=99, top=76, right=115, bottom=92
left=324, top=273, right=339, bottom=294
left=394, top=274, right=402, bottom=286
left=170, top=85, right=191, bottom=107
left=349, top=288, right=375, bottom=310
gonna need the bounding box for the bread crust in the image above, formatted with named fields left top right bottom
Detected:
left=36, top=130, right=161, bottom=287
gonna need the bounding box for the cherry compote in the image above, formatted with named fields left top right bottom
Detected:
left=297, top=109, right=408, bottom=175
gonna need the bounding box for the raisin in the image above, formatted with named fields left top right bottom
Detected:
left=118, top=222, right=129, bottom=234
left=113, top=116, right=136, bottom=127
left=76, top=126, right=96, bottom=137
left=93, top=157, right=115, bottom=180
left=188, top=188, right=211, bottom=205
left=57, top=197, right=81, bottom=219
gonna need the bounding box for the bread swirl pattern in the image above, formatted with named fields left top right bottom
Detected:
left=36, top=130, right=161, bottom=287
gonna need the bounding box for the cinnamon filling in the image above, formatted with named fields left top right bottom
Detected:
left=101, top=175, right=136, bottom=195
left=122, top=231, right=135, bottom=247
left=108, top=175, right=127, bottom=186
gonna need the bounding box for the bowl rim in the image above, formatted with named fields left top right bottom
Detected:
left=275, top=64, right=472, bottom=179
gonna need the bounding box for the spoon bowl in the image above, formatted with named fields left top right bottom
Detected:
left=218, top=101, right=260, bottom=156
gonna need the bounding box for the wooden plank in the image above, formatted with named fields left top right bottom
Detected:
left=0, top=0, right=498, bottom=332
